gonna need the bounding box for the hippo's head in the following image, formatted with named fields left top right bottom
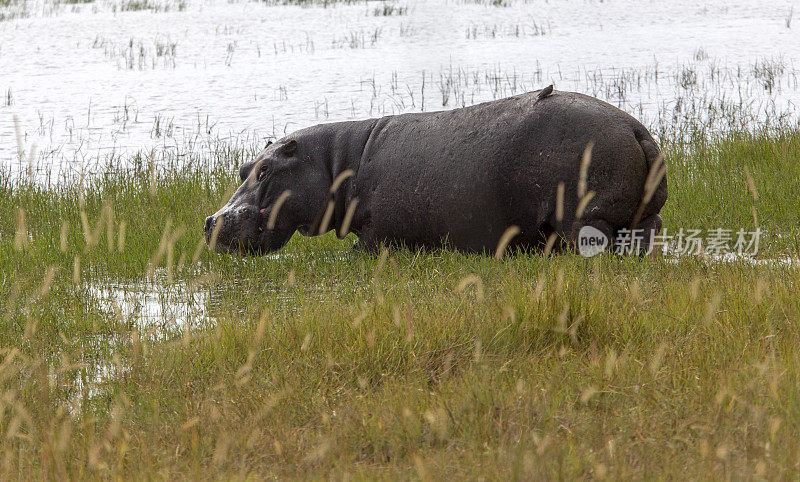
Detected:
left=203, top=139, right=329, bottom=254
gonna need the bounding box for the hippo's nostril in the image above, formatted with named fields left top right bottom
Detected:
left=204, top=216, right=215, bottom=233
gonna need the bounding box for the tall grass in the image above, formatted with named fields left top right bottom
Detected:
left=0, top=122, right=799, bottom=477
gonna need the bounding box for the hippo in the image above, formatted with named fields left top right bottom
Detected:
left=204, top=89, right=667, bottom=256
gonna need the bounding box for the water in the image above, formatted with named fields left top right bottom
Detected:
left=60, top=274, right=214, bottom=411
left=2, top=0, right=799, bottom=178
left=88, top=276, right=212, bottom=338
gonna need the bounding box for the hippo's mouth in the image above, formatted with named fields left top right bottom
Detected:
left=205, top=207, right=276, bottom=254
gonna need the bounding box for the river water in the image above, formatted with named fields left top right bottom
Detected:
left=1, top=0, right=799, bottom=178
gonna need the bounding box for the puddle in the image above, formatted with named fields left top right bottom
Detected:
left=63, top=274, right=216, bottom=412
left=659, top=249, right=798, bottom=268
left=68, top=358, right=116, bottom=415
left=679, top=252, right=798, bottom=267
left=88, top=277, right=213, bottom=338
left=68, top=265, right=357, bottom=410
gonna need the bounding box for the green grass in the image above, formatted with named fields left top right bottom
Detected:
left=0, top=125, right=799, bottom=478
left=664, top=128, right=800, bottom=255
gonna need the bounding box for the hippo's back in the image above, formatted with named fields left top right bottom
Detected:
left=353, top=90, right=664, bottom=251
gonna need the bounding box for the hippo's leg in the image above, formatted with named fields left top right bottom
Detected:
left=353, top=225, right=383, bottom=254
left=354, top=238, right=381, bottom=254
left=637, top=213, right=663, bottom=255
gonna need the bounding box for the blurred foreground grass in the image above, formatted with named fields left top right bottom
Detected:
left=0, top=125, right=799, bottom=478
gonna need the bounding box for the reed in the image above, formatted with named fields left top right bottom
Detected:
left=0, top=119, right=798, bottom=478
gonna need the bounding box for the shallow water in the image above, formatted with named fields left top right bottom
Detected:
left=1, top=0, right=799, bottom=178
left=665, top=251, right=799, bottom=268
left=63, top=274, right=215, bottom=410
left=88, top=276, right=212, bottom=337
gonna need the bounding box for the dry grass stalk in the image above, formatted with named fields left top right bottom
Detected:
left=267, top=189, right=292, bottom=230
left=494, top=225, right=520, bottom=259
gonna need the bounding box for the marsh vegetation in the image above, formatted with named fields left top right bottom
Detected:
left=1, top=115, right=799, bottom=478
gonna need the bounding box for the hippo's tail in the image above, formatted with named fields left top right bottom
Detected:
left=632, top=127, right=668, bottom=228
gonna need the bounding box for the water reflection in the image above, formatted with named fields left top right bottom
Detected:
left=89, top=277, right=212, bottom=338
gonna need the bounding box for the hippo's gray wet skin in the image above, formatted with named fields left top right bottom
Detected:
left=204, top=89, right=667, bottom=255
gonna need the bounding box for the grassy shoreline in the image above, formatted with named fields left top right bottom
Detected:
left=0, top=125, right=799, bottom=478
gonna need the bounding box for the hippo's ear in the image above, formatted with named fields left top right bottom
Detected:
left=281, top=139, right=298, bottom=157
